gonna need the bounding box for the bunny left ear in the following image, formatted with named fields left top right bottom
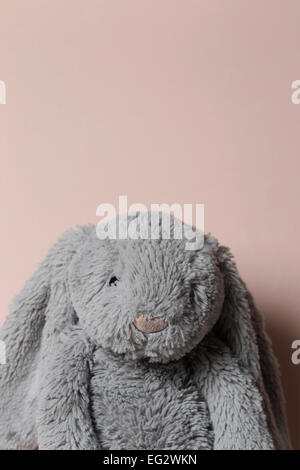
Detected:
left=214, top=245, right=291, bottom=450
left=0, top=226, right=92, bottom=449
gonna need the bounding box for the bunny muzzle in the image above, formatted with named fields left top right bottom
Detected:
left=133, top=315, right=168, bottom=334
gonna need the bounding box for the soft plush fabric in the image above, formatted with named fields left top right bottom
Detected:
left=0, top=213, right=291, bottom=449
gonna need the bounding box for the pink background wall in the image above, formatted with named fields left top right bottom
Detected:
left=0, top=0, right=299, bottom=448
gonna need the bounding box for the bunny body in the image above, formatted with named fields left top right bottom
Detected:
left=0, top=214, right=291, bottom=450
left=89, top=347, right=213, bottom=450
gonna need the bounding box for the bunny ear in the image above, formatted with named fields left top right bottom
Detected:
left=0, top=227, right=91, bottom=449
left=0, top=256, right=50, bottom=449
left=214, top=245, right=291, bottom=449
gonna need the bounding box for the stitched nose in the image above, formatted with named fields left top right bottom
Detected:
left=133, top=315, right=168, bottom=334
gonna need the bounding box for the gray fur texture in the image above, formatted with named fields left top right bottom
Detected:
left=0, top=213, right=291, bottom=449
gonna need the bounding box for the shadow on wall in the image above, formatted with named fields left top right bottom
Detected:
left=264, top=308, right=300, bottom=450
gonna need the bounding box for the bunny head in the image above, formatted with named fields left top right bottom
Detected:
left=68, top=214, right=224, bottom=362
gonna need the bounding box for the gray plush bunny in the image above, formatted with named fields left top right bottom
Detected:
left=0, top=213, right=291, bottom=450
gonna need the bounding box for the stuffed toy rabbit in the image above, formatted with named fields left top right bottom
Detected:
left=0, top=213, right=291, bottom=450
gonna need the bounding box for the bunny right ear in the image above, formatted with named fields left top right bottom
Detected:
left=213, top=245, right=291, bottom=450
left=0, top=226, right=92, bottom=449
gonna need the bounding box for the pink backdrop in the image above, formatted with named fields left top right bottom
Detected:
left=0, top=0, right=299, bottom=448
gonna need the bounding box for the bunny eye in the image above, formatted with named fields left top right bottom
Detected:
left=189, top=282, right=197, bottom=307
left=189, top=287, right=195, bottom=306
left=109, top=276, right=119, bottom=287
